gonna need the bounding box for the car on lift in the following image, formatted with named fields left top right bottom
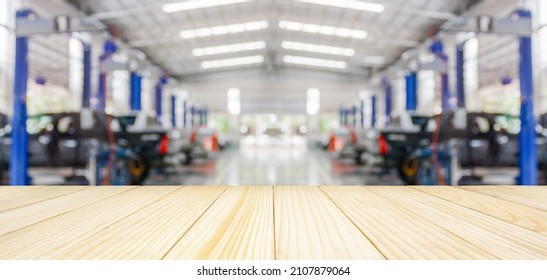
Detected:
left=0, top=111, right=169, bottom=185
left=324, top=126, right=366, bottom=163
left=359, top=112, right=434, bottom=172
left=388, top=111, right=547, bottom=184
left=179, top=126, right=221, bottom=164
left=0, top=112, right=112, bottom=184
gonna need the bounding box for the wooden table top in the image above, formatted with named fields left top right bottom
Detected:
left=0, top=186, right=545, bottom=260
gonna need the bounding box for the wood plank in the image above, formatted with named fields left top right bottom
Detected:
left=0, top=186, right=86, bottom=212
left=368, top=187, right=547, bottom=259
left=56, top=186, right=226, bottom=259
left=460, top=186, right=547, bottom=212
left=274, top=186, right=385, bottom=260
left=0, top=187, right=178, bottom=259
left=164, top=186, right=274, bottom=260
left=414, top=187, right=547, bottom=235
left=0, top=186, right=44, bottom=197
left=321, top=186, right=497, bottom=259
left=0, top=187, right=134, bottom=236
left=498, top=186, right=547, bottom=198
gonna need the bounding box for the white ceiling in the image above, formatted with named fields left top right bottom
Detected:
left=20, top=0, right=525, bottom=110
left=68, top=0, right=471, bottom=78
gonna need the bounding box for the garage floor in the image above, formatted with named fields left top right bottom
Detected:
left=147, top=146, right=402, bottom=186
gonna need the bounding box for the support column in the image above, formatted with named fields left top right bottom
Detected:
left=82, top=43, right=91, bottom=108
left=455, top=43, right=465, bottom=109
left=382, top=78, right=392, bottom=126
left=183, top=100, right=188, bottom=128
left=130, top=71, right=142, bottom=111
left=93, top=39, right=116, bottom=111
left=360, top=100, right=365, bottom=128
left=170, top=94, right=176, bottom=127
left=10, top=9, right=31, bottom=185
left=371, top=96, right=377, bottom=127
left=516, top=9, right=537, bottom=185
left=405, top=72, right=417, bottom=111
left=431, top=39, right=453, bottom=111
left=155, top=75, right=168, bottom=126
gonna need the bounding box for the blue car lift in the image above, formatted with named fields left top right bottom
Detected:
left=155, top=75, right=169, bottom=125
left=82, top=43, right=92, bottom=108
left=382, top=78, right=392, bottom=126
left=440, top=8, right=536, bottom=185
left=130, top=71, right=142, bottom=111
left=371, top=95, right=377, bottom=127
left=10, top=9, right=32, bottom=185
left=455, top=42, right=465, bottom=109
left=93, top=39, right=117, bottom=111
left=405, top=72, right=418, bottom=111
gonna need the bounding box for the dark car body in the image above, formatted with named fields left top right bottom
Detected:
left=384, top=111, right=547, bottom=184
left=0, top=112, right=168, bottom=184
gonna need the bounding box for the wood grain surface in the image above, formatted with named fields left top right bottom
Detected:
left=0, top=186, right=545, bottom=260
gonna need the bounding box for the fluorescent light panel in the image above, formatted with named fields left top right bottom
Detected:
left=279, top=20, right=367, bottom=39
left=362, top=56, right=386, bottom=64
left=180, top=20, right=268, bottom=39
left=201, top=55, right=264, bottom=69
left=193, top=41, right=266, bottom=57
left=283, top=55, right=346, bottom=69
left=296, top=0, right=384, bottom=13
left=163, top=0, right=251, bottom=13
left=282, top=41, right=354, bottom=57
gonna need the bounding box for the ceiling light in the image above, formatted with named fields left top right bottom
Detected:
left=279, top=20, right=367, bottom=39
left=296, top=0, right=384, bottom=13
left=283, top=55, right=346, bottom=69
left=180, top=21, right=268, bottom=39
left=362, top=56, right=386, bottom=64
left=163, top=0, right=251, bottom=13
left=193, top=41, right=266, bottom=57
left=201, top=55, right=264, bottom=69
left=281, top=41, right=354, bottom=56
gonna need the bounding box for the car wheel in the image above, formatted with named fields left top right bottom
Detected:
left=399, top=155, right=419, bottom=185
left=128, top=155, right=148, bottom=185
left=184, top=152, right=193, bottom=165
left=355, top=153, right=363, bottom=165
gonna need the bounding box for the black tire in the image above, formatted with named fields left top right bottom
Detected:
left=128, top=155, right=148, bottom=185
left=398, top=155, right=420, bottom=185
left=184, top=152, right=193, bottom=165
left=355, top=152, right=363, bottom=165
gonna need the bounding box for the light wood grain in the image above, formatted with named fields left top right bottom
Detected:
left=498, top=186, right=547, bottom=198
left=0, top=187, right=134, bottom=236
left=274, top=186, right=385, bottom=260
left=321, top=186, right=497, bottom=259
left=0, top=186, right=44, bottom=197
left=0, top=187, right=177, bottom=259
left=460, top=186, right=547, bottom=212
left=414, top=187, right=547, bottom=235
left=0, top=186, right=545, bottom=260
left=369, top=187, right=547, bottom=259
left=57, top=186, right=226, bottom=259
left=164, top=186, right=274, bottom=260
left=0, top=186, right=86, bottom=212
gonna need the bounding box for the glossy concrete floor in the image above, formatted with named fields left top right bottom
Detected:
left=145, top=146, right=403, bottom=186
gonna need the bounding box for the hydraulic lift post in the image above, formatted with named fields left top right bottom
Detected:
left=9, top=9, right=31, bottom=185
left=516, top=9, right=537, bottom=185
left=82, top=43, right=92, bottom=108
left=371, top=95, right=377, bottom=127
left=405, top=72, right=418, bottom=111
left=155, top=75, right=168, bottom=126
left=130, top=71, right=142, bottom=111
left=455, top=42, right=465, bottom=108
left=94, top=39, right=117, bottom=111
left=382, top=78, right=392, bottom=126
